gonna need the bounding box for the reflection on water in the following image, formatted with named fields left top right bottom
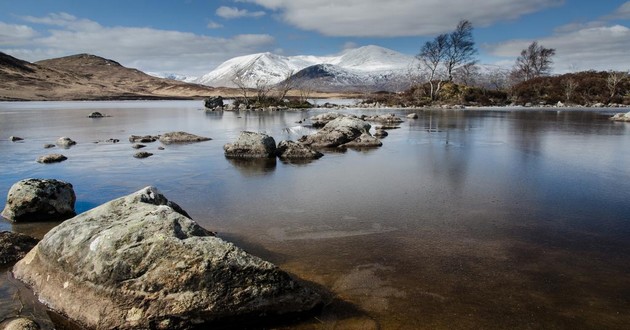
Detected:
left=1, top=101, right=630, bottom=328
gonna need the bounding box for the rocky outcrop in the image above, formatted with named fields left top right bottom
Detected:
left=1, top=179, right=76, bottom=222
left=611, top=111, right=630, bottom=122
left=36, top=154, right=67, bottom=164
left=13, top=187, right=322, bottom=329
left=204, top=96, right=224, bottom=109
left=224, top=131, right=277, bottom=158
left=276, top=140, right=323, bottom=160
left=129, top=135, right=159, bottom=143
left=299, top=117, right=379, bottom=148
left=0, top=231, right=39, bottom=265
left=56, top=137, right=76, bottom=148
left=159, top=131, right=212, bottom=144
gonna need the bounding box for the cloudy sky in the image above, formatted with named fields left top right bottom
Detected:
left=1, top=0, right=629, bottom=76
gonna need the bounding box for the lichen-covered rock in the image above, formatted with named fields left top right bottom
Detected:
left=299, top=117, right=373, bottom=148
left=159, top=131, right=212, bottom=144
left=0, top=231, right=39, bottom=265
left=276, top=140, right=323, bottom=160
left=56, top=137, right=76, bottom=148
left=224, top=131, right=276, bottom=158
left=36, top=154, right=67, bottom=164
left=1, top=179, right=76, bottom=222
left=13, top=187, right=321, bottom=329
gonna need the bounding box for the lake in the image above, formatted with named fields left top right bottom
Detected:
left=1, top=101, right=629, bottom=329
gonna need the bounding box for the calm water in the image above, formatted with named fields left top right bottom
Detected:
left=1, top=101, right=630, bottom=329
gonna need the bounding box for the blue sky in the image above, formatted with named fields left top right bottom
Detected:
left=1, top=0, right=629, bottom=76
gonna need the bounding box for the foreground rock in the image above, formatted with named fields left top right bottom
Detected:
left=36, top=154, right=67, bottom=164
left=224, top=131, right=276, bottom=158
left=1, top=179, right=76, bottom=222
left=276, top=140, right=323, bottom=160
left=13, top=186, right=322, bottom=329
left=56, top=137, right=76, bottom=148
left=299, top=117, right=379, bottom=148
left=611, top=111, right=630, bottom=122
left=159, top=131, right=212, bottom=144
left=0, top=231, right=39, bottom=265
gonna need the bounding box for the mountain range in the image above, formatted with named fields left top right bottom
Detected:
left=194, top=45, right=419, bottom=92
left=0, top=52, right=218, bottom=101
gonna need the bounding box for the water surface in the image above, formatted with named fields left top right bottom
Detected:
left=1, top=101, right=629, bottom=329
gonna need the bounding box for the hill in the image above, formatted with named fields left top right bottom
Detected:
left=0, top=52, right=219, bottom=101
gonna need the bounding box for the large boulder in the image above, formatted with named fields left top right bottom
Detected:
left=1, top=179, right=76, bottom=222
left=299, top=117, right=375, bottom=148
left=13, top=187, right=321, bottom=329
left=0, top=231, right=39, bottom=265
left=276, top=140, right=323, bottom=160
left=224, top=131, right=277, bottom=158
left=204, top=96, right=224, bottom=109
left=159, top=131, right=212, bottom=144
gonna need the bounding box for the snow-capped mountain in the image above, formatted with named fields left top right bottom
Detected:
left=147, top=72, right=198, bottom=83
left=195, top=45, right=418, bottom=91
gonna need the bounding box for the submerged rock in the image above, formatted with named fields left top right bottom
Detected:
left=133, top=151, right=153, bottom=159
left=224, top=131, right=277, bottom=158
left=276, top=140, right=323, bottom=160
left=159, top=131, right=212, bottom=144
left=36, top=154, right=67, bottom=164
left=131, top=143, right=146, bottom=149
left=88, top=112, right=105, bottom=118
left=129, top=135, right=159, bottom=143
left=43, top=144, right=55, bottom=149
left=56, top=137, right=76, bottom=148
left=407, top=113, right=418, bottom=119
left=12, top=186, right=322, bottom=329
left=9, top=136, right=23, bottom=142
left=611, top=111, right=630, bottom=122
left=0, top=231, right=39, bottom=265
left=1, top=178, right=76, bottom=222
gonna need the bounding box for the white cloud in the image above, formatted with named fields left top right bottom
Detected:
left=207, top=21, right=223, bottom=29
left=0, top=22, right=38, bottom=46
left=0, top=13, right=275, bottom=76
left=486, top=24, right=630, bottom=72
left=216, top=6, right=266, bottom=19
left=609, top=1, right=630, bottom=19
left=241, top=0, right=563, bottom=37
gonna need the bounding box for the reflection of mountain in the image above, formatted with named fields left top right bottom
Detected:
left=0, top=52, right=215, bottom=101
left=195, top=45, right=418, bottom=92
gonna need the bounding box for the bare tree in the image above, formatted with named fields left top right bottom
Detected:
left=445, top=20, right=477, bottom=82
left=513, top=41, right=556, bottom=81
left=453, top=62, right=480, bottom=86
left=231, top=62, right=254, bottom=106
left=486, top=67, right=510, bottom=91
left=562, top=78, right=579, bottom=103
left=274, top=69, right=295, bottom=101
left=417, top=33, right=449, bottom=100
left=607, top=70, right=628, bottom=100
left=297, top=80, right=314, bottom=104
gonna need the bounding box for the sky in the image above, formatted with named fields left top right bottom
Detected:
left=0, top=0, right=629, bottom=77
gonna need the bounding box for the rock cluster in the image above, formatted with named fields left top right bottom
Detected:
left=13, top=186, right=322, bottom=329
left=1, top=178, right=76, bottom=222
left=129, top=135, right=159, bottom=143
left=299, top=117, right=381, bottom=148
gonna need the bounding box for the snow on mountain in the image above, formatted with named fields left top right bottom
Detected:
left=147, top=72, right=198, bottom=83
left=194, top=45, right=418, bottom=91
